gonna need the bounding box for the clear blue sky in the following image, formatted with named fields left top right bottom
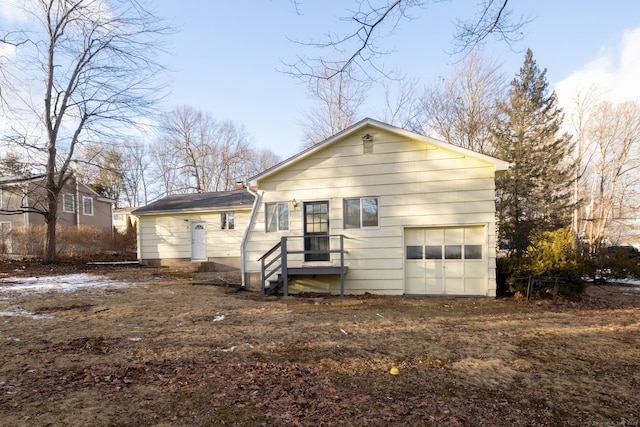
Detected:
left=152, top=1, right=640, bottom=159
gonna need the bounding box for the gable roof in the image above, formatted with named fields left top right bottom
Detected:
left=249, top=117, right=509, bottom=186
left=132, top=189, right=255, bottom=216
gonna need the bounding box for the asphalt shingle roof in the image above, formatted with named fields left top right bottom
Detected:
left=132, top=189, right=254, bottom=215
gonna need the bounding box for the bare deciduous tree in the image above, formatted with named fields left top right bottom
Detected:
left=76, top=143, right=125, bottom=203
left=120, top=139, right=152, bottom=207
left=416, top=51, right=505, bottom=154
left=153, top=106, right=280, bottom=194
left=299, top=68, right=369, bottom=147
left=150, top=135, right=187, bottom=196
left=157, top=106, right=218, bottom=194
left=0, top=0, right=170, bottom=263
left=579, top=101, right=640, bottom=251
left=564, top=86, right=600, bottom=243
left=379, top=73, right=420, bottom=129
left=76, top=138, right=151, bottom=208
left=285, top=0, right=528, bottom=82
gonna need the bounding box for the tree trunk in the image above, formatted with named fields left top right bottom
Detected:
left=43, top=193, right=58, bottom=264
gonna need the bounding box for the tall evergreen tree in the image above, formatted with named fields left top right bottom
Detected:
left=493, top=49, right=574, bottom=255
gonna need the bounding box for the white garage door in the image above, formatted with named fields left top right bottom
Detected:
left=405, top=226, right=486, bottom=296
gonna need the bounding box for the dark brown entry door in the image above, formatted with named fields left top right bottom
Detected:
left=304, top=201, right=329, bottom=261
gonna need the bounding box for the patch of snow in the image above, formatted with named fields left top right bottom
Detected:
left=0, top=306, right=53, bottom=319
left=212, top=315, right=225, bottom=322
left=614, top=278, right=640, bottom=287
left=0, top=273, right=131, bottom=296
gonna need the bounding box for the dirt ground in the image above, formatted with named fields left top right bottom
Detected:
left=1, top=260, right=639, bottom=426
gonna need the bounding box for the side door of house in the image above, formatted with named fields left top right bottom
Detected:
left=191, top=221, right=207, bottom=261
left=303, top=201, right=330, bottom=261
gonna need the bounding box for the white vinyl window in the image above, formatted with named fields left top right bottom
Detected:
left=344, top=197, right=379, bottom=229
left=62, top=193, right=75, bottom=213
left=265, top=202, right=289, bottom=232
left=221, top=211, right=235, bottom=230
left=83, top=196, right=93, bottom=216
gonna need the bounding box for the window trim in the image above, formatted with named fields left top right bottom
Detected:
left=82, top=196, right=94, bottom=216
left=343, top=196, right=380, bottom=229
left=265, top=202, right=289, bottom=233
left=62, top=193, right=75, bottom=213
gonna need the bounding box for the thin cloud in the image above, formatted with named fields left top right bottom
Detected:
left=0, top=0, right=28, bottom=23
left=556, top=27, right=640, bottom=106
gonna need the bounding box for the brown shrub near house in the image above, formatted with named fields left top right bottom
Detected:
left=6, top=225, right=136, bottom=261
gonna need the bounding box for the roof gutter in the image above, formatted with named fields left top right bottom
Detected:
left=240, top=185, right=262, bottom=288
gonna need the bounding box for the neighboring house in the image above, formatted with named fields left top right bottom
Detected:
left=132, top=189, right=255, bottom=271
left=0, top=175, right=114, bottom=254
left=113, top=207, right=138, bottom=234
left=242, top=118, right=509, bottom=297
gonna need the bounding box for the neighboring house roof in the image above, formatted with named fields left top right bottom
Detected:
left=132, top=189, right=255, bottom=216
left=0, top=174, right=46, bottom=184
left=1, top=174, right=115, bottom=204
left=249, top=117, right=510, bottom=186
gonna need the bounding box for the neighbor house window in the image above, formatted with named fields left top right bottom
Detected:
left=82, top=196, right=93, bottom=216
left=265, top=202, right=289, bottom=232
left=343, top=197, right=379, bottom=229
left=221, top=211, right=235, bottom=230
left=62, top=193, right=75, bottom=213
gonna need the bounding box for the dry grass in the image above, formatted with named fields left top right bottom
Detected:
left=0, top=265, right=639, bottom=426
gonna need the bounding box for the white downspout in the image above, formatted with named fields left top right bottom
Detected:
left=241, top=186, right=262, bottom=288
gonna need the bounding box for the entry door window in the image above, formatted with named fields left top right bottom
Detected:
left=304, top=201, right=329, bottom=261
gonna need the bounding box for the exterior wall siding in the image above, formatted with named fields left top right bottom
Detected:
left=245, top=126, right=500, bottom=296
left=0, top=180, right=113, bottom=231
left=138, top=209, right=251, bottom=262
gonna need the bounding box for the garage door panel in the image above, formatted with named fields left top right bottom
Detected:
left=425, top=228, right=444, bottom=244
left=405, top=226, right=487, bottom=296
left=405, top=263, right=426, bottom=294
left=445, top=261, right=464, bottom=277
left=405, top=261, right=425, bottom=278
left=445, top=228, right=464, bottom=244
left=425, top=277, right=444, bottom=293
left=465, top=278, right=485, bottom=295
left=405, top=229, right=422, bottom=246
left=465, top=226, right=484, bottom=241
left=465, top=261, right=485, bottom=278
left=445, top=278, right=465, bottom=294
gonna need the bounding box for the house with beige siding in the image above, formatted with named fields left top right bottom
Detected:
left=133, top=189, right=255, bottom=271
left=242, top=118, right=509, bottom=297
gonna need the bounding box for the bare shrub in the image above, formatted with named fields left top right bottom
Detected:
left=8, top=225, right=46, bottom=257
left=4, top=225, right=136, bottom=261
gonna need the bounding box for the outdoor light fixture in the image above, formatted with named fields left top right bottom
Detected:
left=291, top=199, right=298, bottom=207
